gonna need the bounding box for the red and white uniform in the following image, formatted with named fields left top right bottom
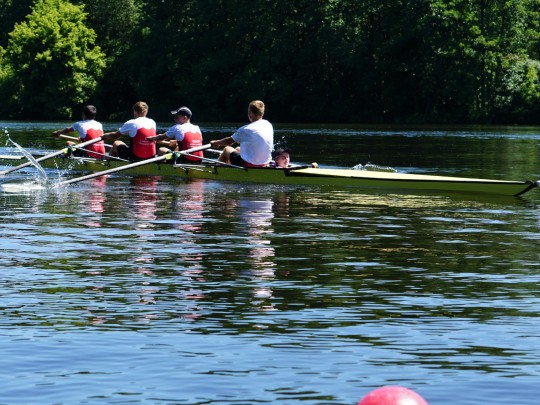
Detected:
left=165, top=122, right=203, bottom=162
left=119, top=116, right=157, bottom=159
left=72, top=119, right=105, bottom=159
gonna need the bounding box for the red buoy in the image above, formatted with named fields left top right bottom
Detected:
left=357, top=386, right=428, bottom=405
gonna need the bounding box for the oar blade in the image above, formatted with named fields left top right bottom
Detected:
left=0, top=136, right=104, bottom=176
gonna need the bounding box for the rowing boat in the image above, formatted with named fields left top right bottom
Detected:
left=1, top=153, right=537, bottom=197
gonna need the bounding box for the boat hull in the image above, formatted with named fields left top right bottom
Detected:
left=22, top=155, right=536, bottom=197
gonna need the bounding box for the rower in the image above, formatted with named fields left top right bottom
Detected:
left=52, top=105, right=106, bottom=159
left=270, top=148, right=291, bottom=168
left=269, top=148, right=318, bottom=169
left=102, top=101, right=157, bottom=162
left=146, top=106, right=203, bottom=164
left=210, top=100, right=273, bottom=167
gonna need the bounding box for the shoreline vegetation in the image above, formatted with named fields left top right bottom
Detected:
left=2, top=0, right=540, bottom=125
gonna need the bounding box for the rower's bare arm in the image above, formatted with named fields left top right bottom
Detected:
left=210, top=137, right=234, bottom=148
left=102, top=131, right=122, bottom=141
left=147, top=134, right=168, bottom=142
left=52, top=127, right=73, bottom=137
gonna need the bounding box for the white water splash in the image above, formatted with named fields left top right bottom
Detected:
left=8, top=139, right=48, bottom=181
left=0, top=130, right=51, bottom=192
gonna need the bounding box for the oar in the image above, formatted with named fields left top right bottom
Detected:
left=59, top=134, right=112, bottom=149
left=176, top=153, right=246, bottom=170
left=61, top=134, right=171, bottom=149
left=207, top=148, right=225, bottom=155
left=57, top=135, right=131, bottom=162
left=0, top=137, right=104, bottom=176
left=57, top=143, right=211, bottom=186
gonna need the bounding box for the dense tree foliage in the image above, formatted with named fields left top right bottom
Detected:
left=0, top=0, right=33, bottom=47
left=1, top=0, right=540, bottom=123
left=73, top=0, right=143, bottom=118
left=0, top=0, right=105, bottom=118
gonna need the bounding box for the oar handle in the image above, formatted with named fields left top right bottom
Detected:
left=58, top=134, right=81, bottom=142
left=59, top=134, right=112, bottom=149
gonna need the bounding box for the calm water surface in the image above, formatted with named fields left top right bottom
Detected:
left=1, top=122, right=540, bottom=405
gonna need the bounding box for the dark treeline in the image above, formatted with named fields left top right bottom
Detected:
left=1, top=0, right=540, bottom=124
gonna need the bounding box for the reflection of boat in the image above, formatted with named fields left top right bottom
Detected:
left=1, top=154, right=538, bottom=197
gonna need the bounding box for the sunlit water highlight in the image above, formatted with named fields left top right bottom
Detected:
left=0, top=182, right=47, bottom=193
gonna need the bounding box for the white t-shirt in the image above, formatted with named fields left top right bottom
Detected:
left=232, top=119, right=273, bottom=165
left=119, top=116, right=156, bottom=137
left=72, top=119, right=103, bottom=140
left=165, top=122, right=202, bottom=142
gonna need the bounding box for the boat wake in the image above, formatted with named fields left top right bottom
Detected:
left=353, top=162, right=397, bottom=172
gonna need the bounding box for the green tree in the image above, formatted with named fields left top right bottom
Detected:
left=72, top=0, right=143, bottom=118
left=128, top=0, right=353, bottom=122
left=0, top=0, right=33, bottom=47
left=422, top=0, right=540, bottom=123
left=323, top=0, right=434, bottom=123
left=74, top=0, right=141, bottom=59
left=1, top=0, right=106, bottom=118
left=4, top=0, right=538, bottom=123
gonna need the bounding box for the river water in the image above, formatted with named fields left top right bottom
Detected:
left=1, top=122, right=539, bottom=405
